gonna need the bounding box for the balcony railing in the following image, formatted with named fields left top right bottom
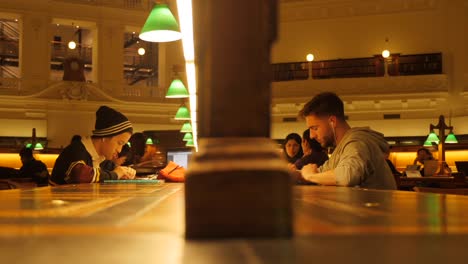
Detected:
left=272, top=53, right=443, bottom=82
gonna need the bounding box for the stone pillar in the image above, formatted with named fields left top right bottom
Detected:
left=20, top=14, right=50, bottom=93
left=95, top=22, right=124, bottom=93
left=185, top=0, right=292, bottom=238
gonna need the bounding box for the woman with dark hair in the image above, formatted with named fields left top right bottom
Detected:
left=293, top=129, right=329, bottom=170
left=283, top=133, right=303, bottom=164
left=413, top=147, right=437, bottom=176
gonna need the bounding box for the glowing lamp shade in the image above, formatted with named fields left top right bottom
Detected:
left=34, top=142, right=44, bottom=150
left=25, top=142, right=44, bottom=150
left=185, top=139, right=194, bottom=147
left=68, top=41, right=77, bottom=50
left=382, top=49, right=390, bottom=58
left=166, top=79, right=189, bottom=98
left=137, top=47, right=146, bottom=55
left=183, top=132, right=193, bottom=141
left=180, top=122, right=192, bottom=133
left=139, top=3, right=182, bottom=42
left=127, top=142, right=131, bottom=147
left=425, top=131, right=440, bottom=144
left=146, top=138, right=154, bottom=145
left=445, top=132, right=458, bottom=144
left=306, top=53, right=314, bottom=62
left=423, top=140, right=433, bottom=147
left=174, top=105, right=190, bottom=120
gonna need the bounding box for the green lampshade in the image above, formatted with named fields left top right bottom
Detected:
left=445, top=132, right=458, bottom=144
left=26, top=142, right=44, bottom=150
left=180, top=122, right=192, bottom=133
left=139, top=3, right=182, bottom=42
left=183, top=132, right=193, bottom=141
left=175, top=105, right=190, bottom=120
left=185, top=139, right=194, bottom=147
left=423, top=140, right=433, bottom=147
left=166, top=79, right=189, bottom=98
left=425, top=131, right=440, bottom=144
left=34, top=142, right=44, bottom=150
left=146, top=138, right=154, bottom=145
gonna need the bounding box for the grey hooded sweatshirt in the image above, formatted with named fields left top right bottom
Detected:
left=319, top=127, right=397, bottom=190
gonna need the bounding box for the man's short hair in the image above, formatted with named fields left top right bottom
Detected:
left=299, top=92, right=345, bottom=120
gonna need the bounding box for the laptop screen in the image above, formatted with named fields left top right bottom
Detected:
left=166, top=149, right=193, bottom=169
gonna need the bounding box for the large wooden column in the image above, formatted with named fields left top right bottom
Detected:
left=185, top=0, right=292, bottom=238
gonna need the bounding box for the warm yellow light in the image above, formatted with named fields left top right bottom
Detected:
left=306, top=53, right=314, bottom=62
left=382, top=49, right=390, bottom=58
left=68, top=41, right=77, bottom=50
left=138, top=47, right=146, bottom=55
left=177, top=0, right=198, bottom=151
left=177, top=0, right=195, bottom=61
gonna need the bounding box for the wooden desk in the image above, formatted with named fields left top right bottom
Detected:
left=398, top=175, right=468, bottom=189
left=2, top=183, right=468, bottom=263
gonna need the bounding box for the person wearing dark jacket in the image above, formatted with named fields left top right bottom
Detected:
left=50, top=106, right=136, bottom=185
left=293, top=129, right=329, bottom=170
left=19, top=147, right=49, bottom=186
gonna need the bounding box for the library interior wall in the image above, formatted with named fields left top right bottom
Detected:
left=271, top=116, right=468, bottom=140
left=272, top=7, right=447, bottom=62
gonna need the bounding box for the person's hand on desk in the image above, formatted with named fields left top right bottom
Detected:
left=293, top=164, right=319, bottom=185
left=302, top=163, right=319, bottom=174
left=114, top=166, right=136, bottom=180
left=287, top=163, right=297, bottom=171
left=300, top=164, right=337, bottom=186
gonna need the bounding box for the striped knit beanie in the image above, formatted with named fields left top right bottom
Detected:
left=92, top=106, right=133, bottom=137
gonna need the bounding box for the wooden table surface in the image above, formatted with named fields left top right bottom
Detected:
left=2, top=183, right=468, bottom=263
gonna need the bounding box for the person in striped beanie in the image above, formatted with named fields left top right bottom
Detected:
left=50, top=106, right=136, bottom=185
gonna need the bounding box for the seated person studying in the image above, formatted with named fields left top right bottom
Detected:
left=291, top=129, right=328, bottom=170
left=50, top=106, right=136, bottom=185
left=413, top=148, right=436, bottom=176
left=18, top=147, right=49, bottom=186
left=295, top=92, right=397, bottom=190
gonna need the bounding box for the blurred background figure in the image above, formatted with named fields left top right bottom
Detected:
left=413, top=147, right=435, bottom=176
left=123, top=132, right=147, bottom=166
left=384, top=146, right=401, bottom=176
left=283, top=133, right=303, bottom=164
left=100, top=143, right=131, bottom=171
left=18, top=147, right=49, bottom=186
left=293, top=129, right=329, bottom=170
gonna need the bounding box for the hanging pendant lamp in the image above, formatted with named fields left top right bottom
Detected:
left=180, top=122, right=192, bottom=133
left=166, top=78, right=189, bottom=98
left=183, top=132, right=193, bottom=141
left=185, top=139, right=194, bottom=147
left=174, top=105, right=190, bottom=120
left=139, top=3, right=182, bottom=42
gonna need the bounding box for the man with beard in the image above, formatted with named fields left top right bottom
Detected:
left=297, top=92, right=396, bottom=190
